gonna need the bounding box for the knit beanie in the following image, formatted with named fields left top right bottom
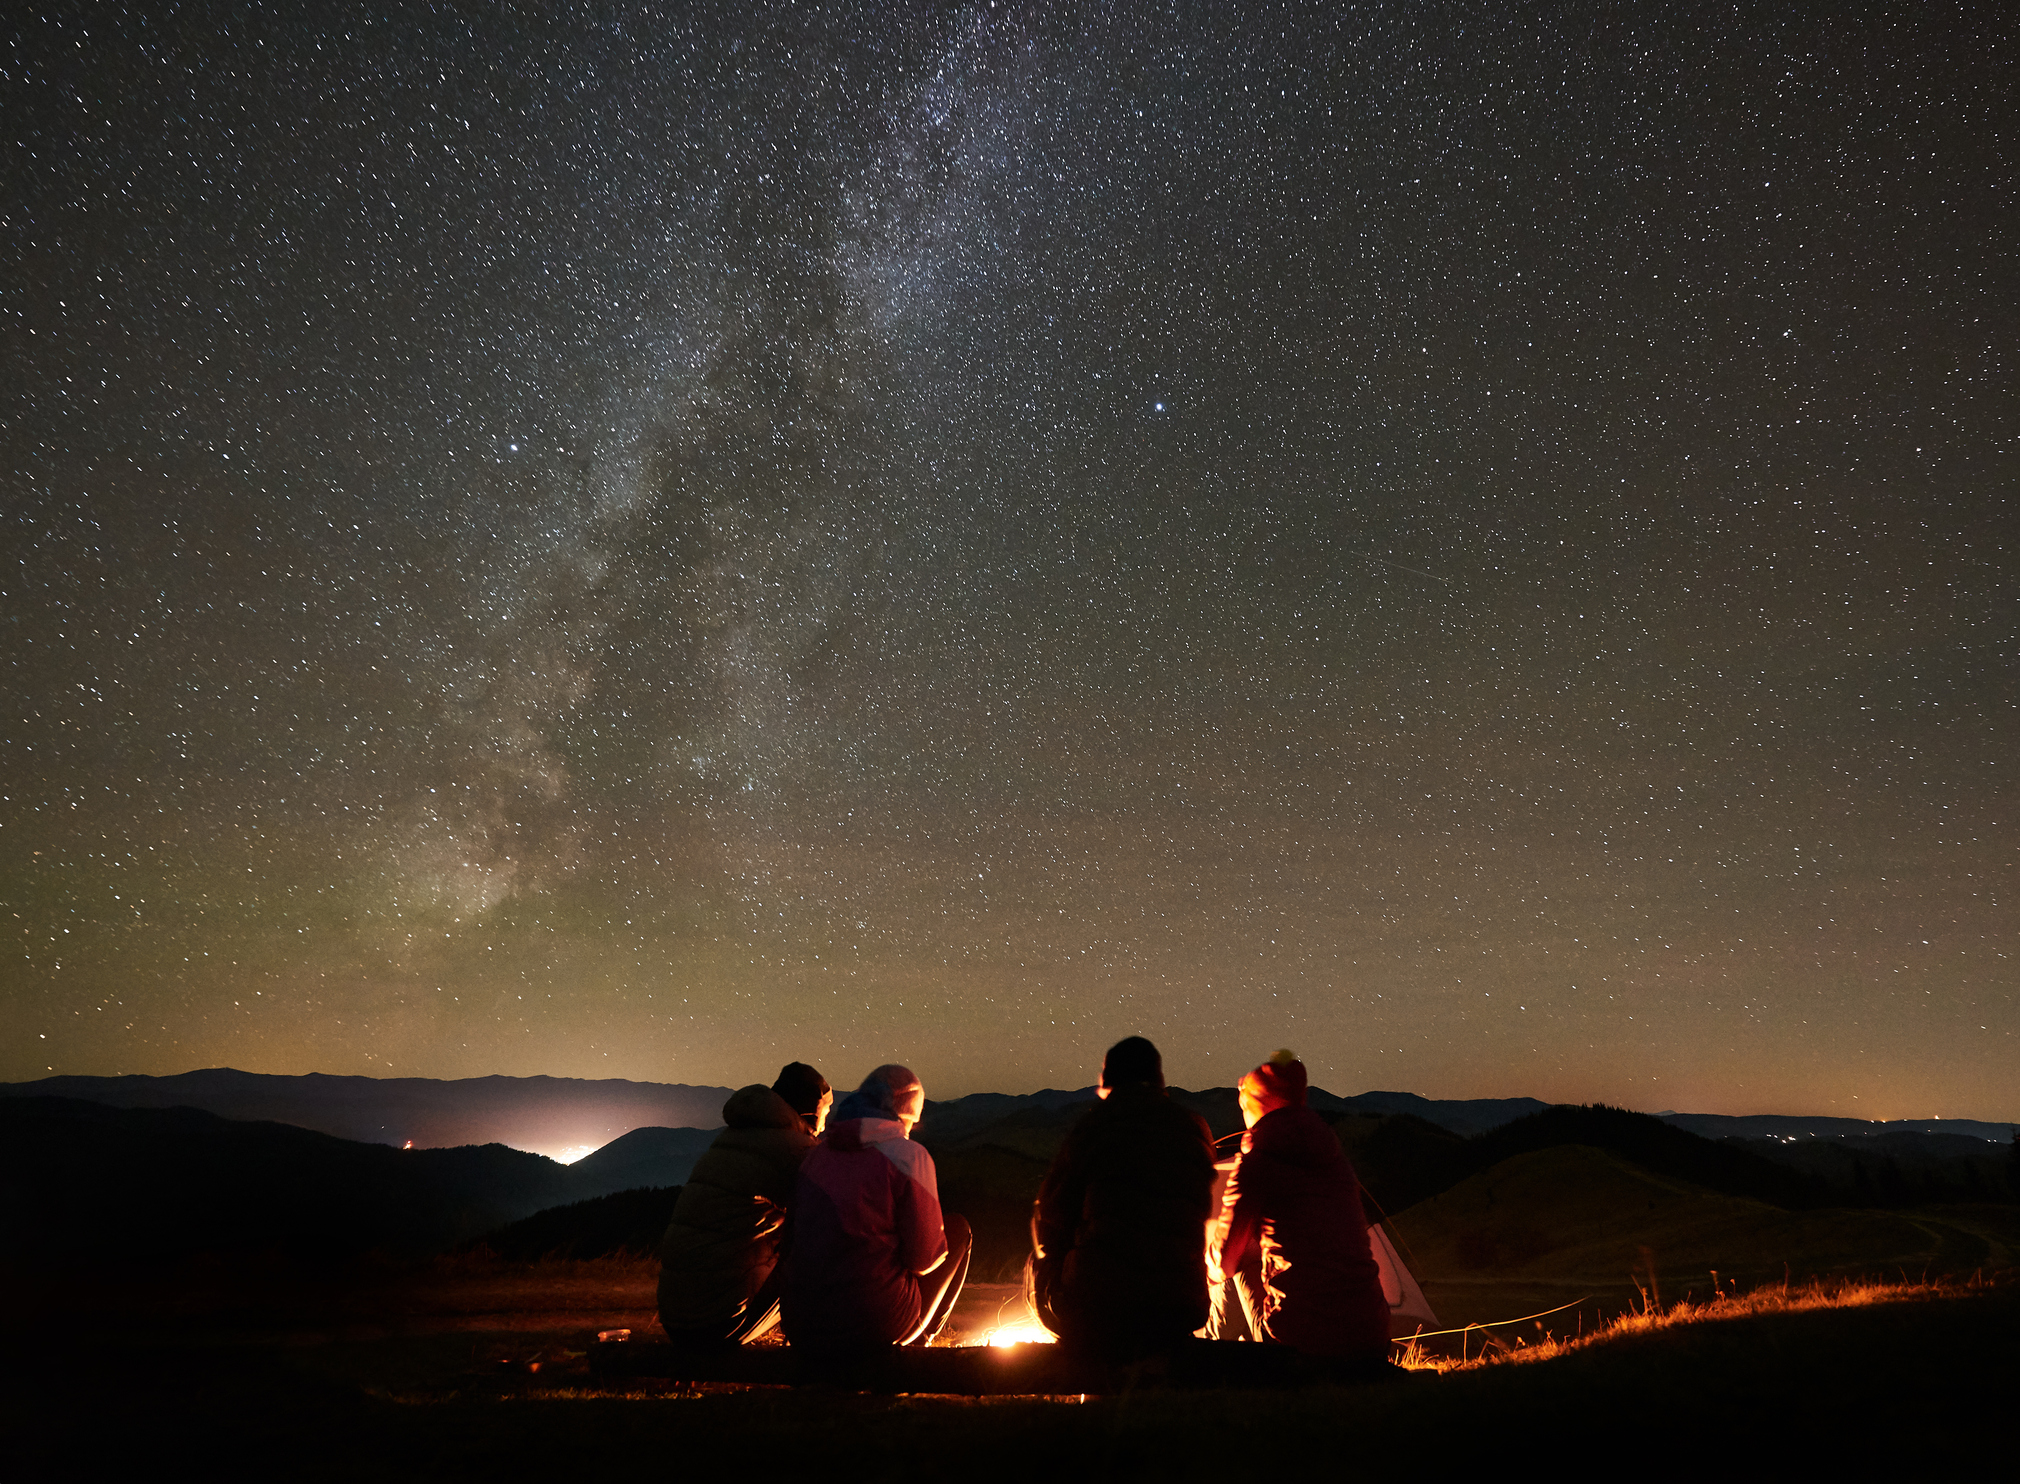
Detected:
left=772, top=1062, right=831, bottom=1119
left=1101, top=1035, right=1164, bottom=1091
left=1239, top=1049, right=1307, bottom=1113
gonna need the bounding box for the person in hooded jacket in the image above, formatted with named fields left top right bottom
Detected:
left=655, top=1062, right=832, bottom=1347
left=782, top=1063, right=972, bottom=1352
left=1207, top=1049, right=1391, bottom=1362
left=1028, top=1035, right=1216, bottom=1358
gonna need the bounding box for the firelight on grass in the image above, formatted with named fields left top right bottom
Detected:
left=1408, top=1273, right=1987, bottom=1373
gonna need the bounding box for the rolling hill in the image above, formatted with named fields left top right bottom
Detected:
left=1, top=1097, right=714, bottom=1261
left=1390, top=1143, right=2012, bottom=1291
left=0, top=1069, right=733, bottom=1158
left=566, top=1126, right=720, bottom=1193
left=12, top=1076, right=2009, bottom=1285
left=2, top=1097, right=580, bottom=1259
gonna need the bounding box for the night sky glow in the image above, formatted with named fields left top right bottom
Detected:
left=6, top=3, right=2012, bottom=1117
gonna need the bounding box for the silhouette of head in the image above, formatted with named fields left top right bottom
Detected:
left=773, top=1062, right=832, bottom=1135
left=1099, top=1036, right=1164, bottom=1096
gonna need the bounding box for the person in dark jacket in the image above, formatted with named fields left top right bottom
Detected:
left=1207, top=1049, right=1390, bottom=1361
left=782, top=1063, right=972, bottom=1352
left=1028, top=1036, right=1216, bottom=1358
left=656, top=1062, right=832, bottom=1347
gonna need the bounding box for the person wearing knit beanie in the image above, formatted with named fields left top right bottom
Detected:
left=772, top=1061, right=833, bottom=1135
left=1209, top=1048, right=1393, bottom=1365
left=1237, top=1048, right=1308, bottom=1123
left=656, top=1066, right=829, bottom=1348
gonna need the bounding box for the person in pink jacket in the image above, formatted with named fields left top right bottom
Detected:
left=1208, top=1049, right=1391, bottom=1362
left=782, top=1063, right=972, bottom=1352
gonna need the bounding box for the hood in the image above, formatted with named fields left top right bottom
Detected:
left=720, top=1083, right=806, bottom=1132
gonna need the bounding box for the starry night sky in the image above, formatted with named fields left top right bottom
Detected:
left=6, top=2, right=2012, bottom=1116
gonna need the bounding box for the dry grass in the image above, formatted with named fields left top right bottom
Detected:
left=10, top=1257, right=2013, bottom=1478
left=1395, top=1267, right=2009, bottom=1372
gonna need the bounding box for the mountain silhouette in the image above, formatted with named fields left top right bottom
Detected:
left=0, top=1069, right=734, bottom=1157
left=11, top=1079, right=2006, bottom=1270
left=567, top=1127, right=720, bottom=1193
left=3, top=1097, right=583, bottom=1260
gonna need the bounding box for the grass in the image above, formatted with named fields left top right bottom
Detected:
left=1394, top=1269, right=1998, bottom=1371
left=1384, top=1144, right=2020, bottom=1357
left=8, top=1181, right=2017, bottom=1480
left=9, top=1269, right=2010, bottom=1479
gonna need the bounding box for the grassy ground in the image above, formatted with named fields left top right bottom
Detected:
left=4, top=1252, right=2012, bottom=1479
left=1387, top=1145, right=2020, bottom=1345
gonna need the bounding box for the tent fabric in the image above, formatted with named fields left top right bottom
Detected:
left=1369, top=1221, right=1438, bottom=1335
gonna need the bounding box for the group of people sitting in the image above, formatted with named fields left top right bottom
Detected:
left=655, top=1036, right=1392, bottom=1366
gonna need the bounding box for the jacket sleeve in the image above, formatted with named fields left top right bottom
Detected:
left=1213, top=1149, right=1267, bottom=1276
left=760, top=1126, right=815, bottom=1207
left=1186, top=1111, right=1216, bottom=1218
left=1031, top=1126, right=1086, bottom=1264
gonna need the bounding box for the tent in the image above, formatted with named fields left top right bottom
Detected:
left=1369, top=1220, right=1438, bottom=1336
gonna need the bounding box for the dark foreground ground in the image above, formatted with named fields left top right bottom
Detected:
left=4, top=1256, right=2013, bottom=1479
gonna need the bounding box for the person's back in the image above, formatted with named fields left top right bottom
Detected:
left=656, top=1063, right=829, bottom=1346
left=1031, top=1036, right=1215, bottom=1356
left=783, top=1064, right=971, bottom=1352
left=1222, top=1102, right=1390, bottom=1356
left=1211, top=1051, right=1390, bottom=1361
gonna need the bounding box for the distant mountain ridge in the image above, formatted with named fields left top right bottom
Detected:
left=1328, top=1091, right=1557, bottom=1137
left=918, top=1087, right=1555, bottom=1147
left=1, top=1095, right=722, bottom=1261
left=8, top=1082, right=2008, bottom=1268
left=5, top=1070, right=2005, bottom=1165
left=924, top=1090, right=2011, bottom=1145
left=3, top=1097, right=576, bottom=1258
left=567, top=1126, right=720, bottom=1191
left=1656, top=1111, right=2011, bottom=1144
left=0, top=1069, right=734, bottom=1158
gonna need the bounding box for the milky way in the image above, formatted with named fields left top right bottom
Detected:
left=6, top=2, right=2012, bottom=1116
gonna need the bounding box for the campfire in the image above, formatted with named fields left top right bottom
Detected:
left=981, top=1318, right=1057, bottom=1348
